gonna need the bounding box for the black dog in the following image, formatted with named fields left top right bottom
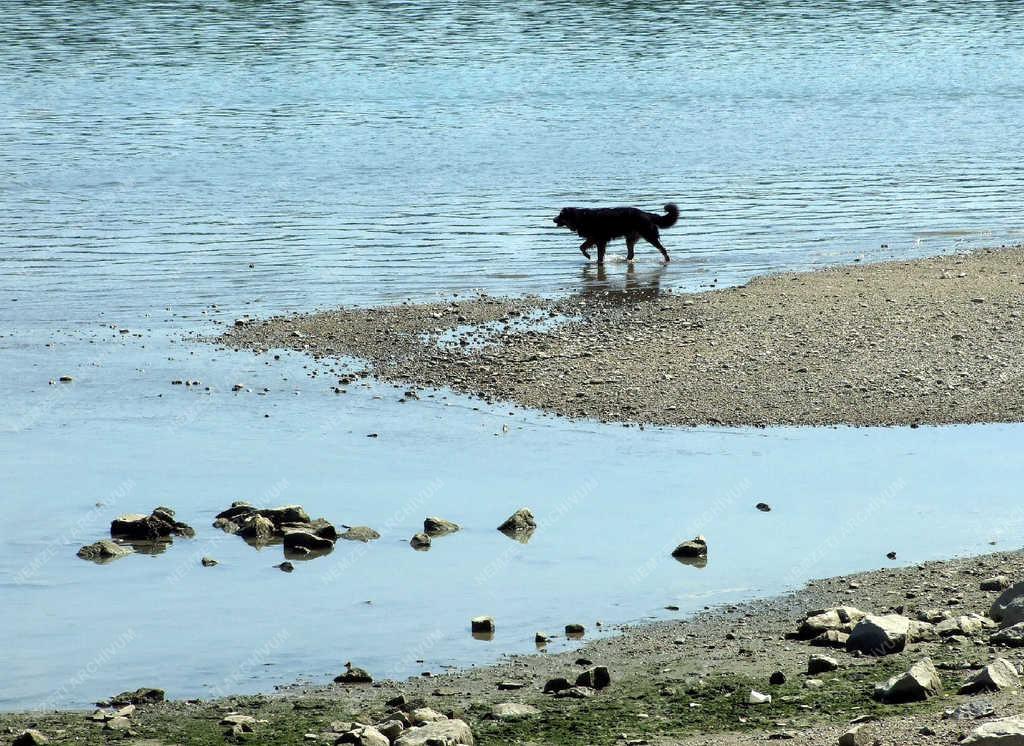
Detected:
left=553, top=203, right=679, bottom=263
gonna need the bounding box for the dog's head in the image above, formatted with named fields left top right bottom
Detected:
left=553, top=208, right=576, bottom=230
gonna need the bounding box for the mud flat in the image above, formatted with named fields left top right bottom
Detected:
left=8, top=549, right=1024, bottom=744
left=219, top=246, right=1024, bottom=427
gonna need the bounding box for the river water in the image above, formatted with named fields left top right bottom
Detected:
left=2, top=0, right=1023, bottom=710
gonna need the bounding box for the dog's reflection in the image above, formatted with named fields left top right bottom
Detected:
left=579, top=261, right=666, bottom=303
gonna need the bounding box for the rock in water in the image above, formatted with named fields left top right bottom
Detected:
left=334, top=662, right=372, bottom=684
left=339, top=526, right=380, bottom=542
left=471, top=616, right=495, bottom=633
left=410, top=532, right=432, bottom=550
left=963, top=716, right=1024, bottom=745
left=111, top=508, right=194, bottom=541
left=283, top=530, right=334, bottom=552
left=846, top=614, right=910, bottom=656
left=76, top=540, right=133, bottom=563
left=873, top=658, right=942, bottom=703
left=565, top=623, right=585, bottom=636
left=497, top=508, right=536, bottom=542
left=201, top=556, right=218, bottom=567
left=671, top=535, right=707, bottom=559
left=755, top=502, right=771, bottom=512
left=423, top=516, right=460, bottom=536
left=394, top=719, right=474, bottom=746
left=959, top=658, right=1020, bottom=693
left=991, top=581, right=1024, bottom=627
left=275, top=561, right=294, bottom=572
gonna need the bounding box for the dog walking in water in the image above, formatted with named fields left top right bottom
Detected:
left=553, top=203, right=679, bottom=263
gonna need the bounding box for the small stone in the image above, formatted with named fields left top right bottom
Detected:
left=201, top=556, right=218, bottom=567
left=755, top=502, right=771, bottom=512
left=275, top=561, right=294, bottom=572
left=535, top=632, right=551, bottom=643
left=804, top=678, right=824, bottom=689
left=339, top=526, right=380, bottom=542
left=565, top=623, right=585, bottom=636
left=410, top=532, right=431, bottom=550
left=838, top=723, right=872, bottom=746
left=497, top=508, right=536, bottom=534
left=807, top=654, right=839, bottom=674
left=76, top=540, right=133, bottom=562
left=769, top=671, right=786, bottom=685
left=334, top=662, right=372, bottom=684
left=944, top=700, right=996, bottom=720
left=496, top=680, right=525, bottom=690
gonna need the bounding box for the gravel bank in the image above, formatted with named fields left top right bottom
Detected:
left=7, top=549, right=1024, bottom=745
left=218, top=247, right=1024, bottom=427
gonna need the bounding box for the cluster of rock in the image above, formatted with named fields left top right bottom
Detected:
left=213, top=502, right=349, bottom=555
left=411, top=516, right=461, bottom=550
left=77, top=507, right=194, bottom=563
left=786, top=583, right=1024, bottom=728
left=87, top=703, right=141, bottom=733
left=96, top=687, right=165, bottom=707
left=542, top=665, right=611, bottom=699
left=325, top=698, right=474, bottom=746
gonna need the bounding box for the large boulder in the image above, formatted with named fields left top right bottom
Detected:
left=394, top=719, right=474, bottom=746
left=873, top=658, right=942, bottom=703
left=797, top=606, right=865, bottom=638
left=991, top=581, right=1024, bottom=627
left=575, top=666, right=611, bottom=690
left=963, top=716, right=1024, bottom=745
left=846, top=614, right=910, bottom=656
left=960, top=658, right=1020, bottom=694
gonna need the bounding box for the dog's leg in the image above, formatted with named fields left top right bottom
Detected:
left=579, top=240, right=594, bottom=260
left=641, top=229, right=670, bottom=262
left=625, top=234, right=637, bottom=262
left=597, top=241, right=607, bottom=264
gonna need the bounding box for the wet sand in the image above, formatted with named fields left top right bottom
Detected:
left=218, top=246, right=1024, bottom=427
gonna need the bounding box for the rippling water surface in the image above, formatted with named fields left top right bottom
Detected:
left=3, top=0, right=1024, bottom=710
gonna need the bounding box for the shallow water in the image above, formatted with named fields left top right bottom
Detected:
left=3, top=0, right=1024, bottom=710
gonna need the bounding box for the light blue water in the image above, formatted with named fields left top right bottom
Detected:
left=2, top=0, right=1024, bottom=710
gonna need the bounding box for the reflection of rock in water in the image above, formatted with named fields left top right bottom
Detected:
left=673, top=554, right=708, bottom=569
left=123, top=539, right=173, bottom=557
left=498, top=525, right=535, bottom=544
left=472, top=630, right=495, bottom=641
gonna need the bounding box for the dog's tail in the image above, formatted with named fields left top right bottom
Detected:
left=654, top=203, right=679, bottom=228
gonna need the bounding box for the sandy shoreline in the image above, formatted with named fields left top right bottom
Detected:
left=7, top=549, right=1024, bottom=744
left=218, top=246, right=1024, bottom=428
